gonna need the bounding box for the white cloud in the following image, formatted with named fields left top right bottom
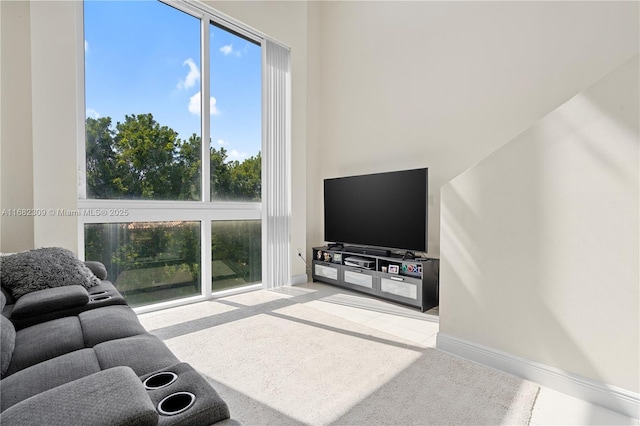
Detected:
left=84, top=40, right=89, bottom=53
left=227, top=149, right=248, bottom=162
left=177, top=58, right=200, bottom=90
left=220, top=43, right=249, bottom=58
left=188, top=91, right=219, bottom=116
left=217, top=139, right=228, bottom=146
left=86, top=108, right=100, bottom=119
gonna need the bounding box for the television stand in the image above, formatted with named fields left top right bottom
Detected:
left=311, top=246, right=439, bottom=311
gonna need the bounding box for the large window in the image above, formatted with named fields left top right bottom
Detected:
left=85, top=221, right=201, bottom=307
left=84, top=1, right=201, bottom=201
left=81, top=0, right=264, bottom=307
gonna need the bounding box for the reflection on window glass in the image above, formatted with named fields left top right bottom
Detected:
left=210, top=23, right=262, bottom=201
left=212, top=220, right=261, bottom=291
left=84, top=1, right=201, bottom=200
left=85, top=221, right=201, bottom=307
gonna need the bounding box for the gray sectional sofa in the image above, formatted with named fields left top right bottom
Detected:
left=0, top=248, right=231, bottom=425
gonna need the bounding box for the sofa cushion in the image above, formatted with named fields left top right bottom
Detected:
left=0, top=348, right=101, bottom=411
left=11, top=285, right=89, bottom=320
left=94, top=334, right=180, bottom=376
left=79, top=305, right=148, bottom=347
left=0, top=315, right=16, bottom=379
left=0, top=247, right=99, bottom=299
left=0, top=366, right=158, bottom=426
left=6, top=317, right=84, bottom=375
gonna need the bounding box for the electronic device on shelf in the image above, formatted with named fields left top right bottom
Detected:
left=343, top=256, right=375, bottom=269
left=344, top=245, right=390, bottom=257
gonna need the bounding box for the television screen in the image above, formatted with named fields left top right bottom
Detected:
left=324, top=168, right=428, bottom=252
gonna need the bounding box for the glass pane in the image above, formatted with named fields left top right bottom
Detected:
left=210, top=23, right=262, bottom=201
left=211, top=220, right=261, bottom=291
left=84, top=2, right=201, bottom=200
left=85, top=221, right=201, bottom=307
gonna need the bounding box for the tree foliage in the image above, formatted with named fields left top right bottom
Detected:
left=85, top=113, right=261, bottom=201
left=86, top=117, right=118, bottom=198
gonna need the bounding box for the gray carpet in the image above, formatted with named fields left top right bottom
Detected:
left=139, top=287, right=539, bottom=425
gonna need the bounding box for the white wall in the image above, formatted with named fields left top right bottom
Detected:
left=313, top=1, right=639, bottom=256
left=440, top=55, right=639, bottom=394
left=30, top=0, right=81, bottom=252
left=0, top=0, right=35, bottom=252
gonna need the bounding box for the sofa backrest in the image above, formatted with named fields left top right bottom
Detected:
left=0, top=292, right=16, bottom=378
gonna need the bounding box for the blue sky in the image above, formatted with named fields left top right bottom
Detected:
left=84, top=0, right=262, bottom=163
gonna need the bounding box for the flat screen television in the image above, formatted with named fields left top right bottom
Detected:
left=324, top=168, right=428, bottom=253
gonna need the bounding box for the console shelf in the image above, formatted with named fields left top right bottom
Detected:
left=312, top=246, right=439, bottom=311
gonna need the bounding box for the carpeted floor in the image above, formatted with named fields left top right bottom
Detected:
left=139, top=287, right=539, bottom=426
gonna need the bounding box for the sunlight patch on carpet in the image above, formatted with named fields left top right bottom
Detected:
left=149, top=298, right=538, bottom=425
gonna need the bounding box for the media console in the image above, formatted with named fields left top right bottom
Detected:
left=312, top=246, right=439, bottom=311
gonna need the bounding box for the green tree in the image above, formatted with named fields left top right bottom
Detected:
left=112, top=113, right=182, bottom=199
left=168, top=223, right=200, bottom=281
left=210, top=148, right=261, bottom=201
left=86, top=114, right=262, bottom=201
left=112, top=225, right=171, bottom=269
left=86, top=117, right=118, bottom=198
left=211, top=221, right=261, bottom=282
left=210, top=146, right=231, bottom=199
left=229, top=152, right=261, bottom=201
left=176, top=134, right=201, bottom=200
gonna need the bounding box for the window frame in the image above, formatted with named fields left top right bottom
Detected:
left=76, top=0, right=272, bottom=313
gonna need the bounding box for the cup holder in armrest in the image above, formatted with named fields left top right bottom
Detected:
left=157, top=392, right=196, bottom=416
left=143, top=372, right=178, bottom=390
left=89, top=290, right=108, bottom=296
left=90, top=295, right=112, bottom=302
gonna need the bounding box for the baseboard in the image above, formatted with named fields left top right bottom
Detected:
left=436, top=333, right=640, bottom=419
left=291, top=274, right=308, bottom=286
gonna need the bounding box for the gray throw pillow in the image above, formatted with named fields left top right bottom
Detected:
left=0, top=247, right=100, bottom=300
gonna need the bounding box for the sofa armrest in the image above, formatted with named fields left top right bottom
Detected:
left=10, top=281, right=128, bottom=331
left=0, top=366, right=158, bottom=426
left=10, top=285, right=89, bottom=320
